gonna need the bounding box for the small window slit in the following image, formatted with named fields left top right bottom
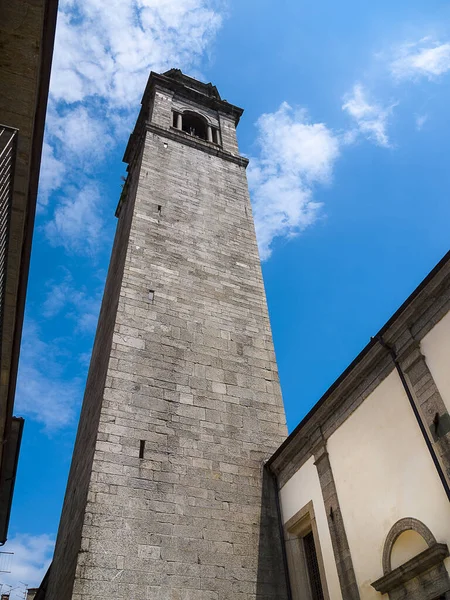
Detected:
left=139, top=440, right=145, bottom=459
left=148, top=289, right=155, bottom=303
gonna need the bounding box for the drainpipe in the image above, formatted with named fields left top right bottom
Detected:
left=376, top=335, right=450, bottom=502
left=267, top=465, right=293, bottom=600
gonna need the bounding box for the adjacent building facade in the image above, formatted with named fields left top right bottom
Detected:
left=269, top=252, right=450, bottom=600
left=0, top=0, right=59, bottom=543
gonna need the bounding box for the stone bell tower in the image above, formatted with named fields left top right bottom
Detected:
left=45, top=69, right=289, bottom=600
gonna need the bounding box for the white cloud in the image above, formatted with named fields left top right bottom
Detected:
left=78, top=352, right=92, bottom=367
left=39, top=0, right=225, bottom=256
left=47, top=105, right=115, bottom=163
left=43, top=271, right=102, bottom=334
left=45, top=184, right=105, bottom=256
left=248, top=102, right=340, bottom=260
left=390, top=38, right=450, bottom=81
left=16, top=321, right=82, bottom=431
left=0, top=534, right=54, bottom=596
left=50, top=0, right=223, bottom=108
left=415, top=113, right=428, bottom=131
left=37, top=141, right=65, bottom=208
left=342, top=84, right=394, bottom=147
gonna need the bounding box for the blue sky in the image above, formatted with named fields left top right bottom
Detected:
left=2, top=0, right=450, bottom=593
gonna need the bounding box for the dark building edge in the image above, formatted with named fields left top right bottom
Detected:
left=0, top=0, right=59, bottom=544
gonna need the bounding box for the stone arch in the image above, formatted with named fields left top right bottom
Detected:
left=382, top=517, right=437, bottom=575
left=181, top=110, right=208, bottom=140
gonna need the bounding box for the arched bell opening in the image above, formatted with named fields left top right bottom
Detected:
left=181, top=111, right=208, bottom=141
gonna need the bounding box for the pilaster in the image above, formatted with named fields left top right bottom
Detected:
left=396, top=330, right=450, bottom=489
left=313, top=441, right=360, bottom=600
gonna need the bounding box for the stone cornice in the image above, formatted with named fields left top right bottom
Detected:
left=372, top=543, right=449, bottom=594
left=146, top=123, right=249, bottom=167
left=144, top=72, right=244, bottom=124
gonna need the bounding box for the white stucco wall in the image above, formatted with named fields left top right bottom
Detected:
left=327, top=370, right=450, bottom=600
left=421, top=310, right=450, bottom=414
left=279, top=456, right=343, bottom=600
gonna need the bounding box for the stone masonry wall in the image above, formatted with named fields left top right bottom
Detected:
left=45, top=147, right=143, bottom=600
left=47, top=83, right=289, bottom=600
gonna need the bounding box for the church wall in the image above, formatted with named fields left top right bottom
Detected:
left=272, top=256, right=450, bottom=600
left=421, top=310, right=450, bottom=415
left=279, top=456, right=343, bottom=600
left=327, top=370, right=450, bottom=600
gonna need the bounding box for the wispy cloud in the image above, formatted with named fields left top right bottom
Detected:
left=390, top=37, right=450, bottom=81
left=1, top=534, right=54, bottom=595
left=16, top=321, right=83, bottom=431
left=38, top=141, right=66, bottom=209
left=415, top=113, right=428, bottom=131
left=47, top=106, right=115, bottom=164
left=342, top=83, right=395, bottom=147
left=50, top=0, right=223, bottom=108
left=44, top=184, right=105, bottom=256
left=43, top=270, right=102, bottom=334
left=248, top=102, right=340, bottom=260
left=40, top=0, right=226, bottom=256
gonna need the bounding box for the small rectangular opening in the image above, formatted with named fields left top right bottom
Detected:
left=172, top=112, right=178, bottom=128
left=148, top=289, right=155, bottom=303
left=157, top=205, right=162, bottom=214
left=303, top=531, right=324, bottom=600
left=284, top=501, right=328, bottom=600
left=139, top=440, right=145, bottom=459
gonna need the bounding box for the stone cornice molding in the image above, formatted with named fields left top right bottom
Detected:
left=381, top=517, right=436, bottom=575
left=146, top=123, right=249, bottom=167
left=312, top=438, right=328, bottom=465
left=372, top=543, right=449, bottom=595
left=145, top=72, right=244, bottom=123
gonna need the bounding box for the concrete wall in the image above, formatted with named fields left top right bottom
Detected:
left=421, top=310, right=450, bottom=414
left=327, top=370, right=450, bottom=599
left=279, top=456, right=343, bottom=600
left=46, top=74, right=289, bottom=600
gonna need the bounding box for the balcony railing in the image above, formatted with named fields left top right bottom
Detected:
left=0, top=125, right=18, bottom=341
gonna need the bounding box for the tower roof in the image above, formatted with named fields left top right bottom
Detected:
left=140, top=69, right=244, bottom=124
left=162, top=69, right=221, bottom=100
left=123, top=69, right=246, bottom=166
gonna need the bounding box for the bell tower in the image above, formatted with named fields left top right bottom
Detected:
left=45, top=69, right=289, bottom=600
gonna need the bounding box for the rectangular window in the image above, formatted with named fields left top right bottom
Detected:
left=139, top=440, right=145, bottom=459
left=303, top=531, right=325, bottom=600
left=284, top=501, right=329, bottom=600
